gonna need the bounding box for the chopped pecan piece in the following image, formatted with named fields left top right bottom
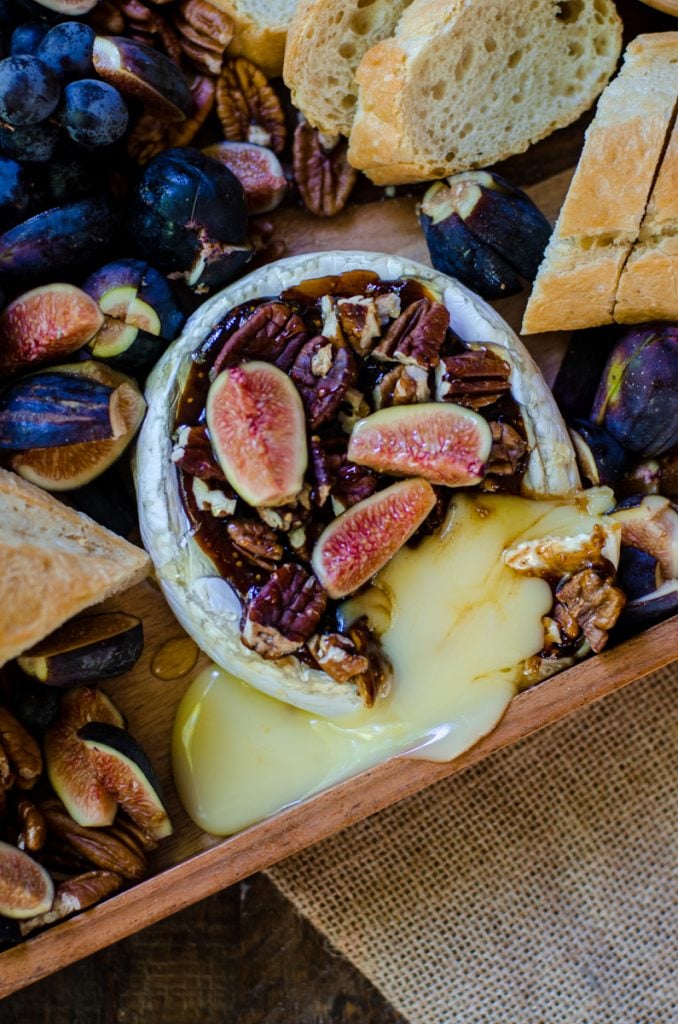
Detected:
left=338, top=387, right=370, bottom=434
left=257, top=487, right=312, bottom=533
left=172, top=424, right=227, bottom=484
left=346, top=621, right=390, bottom=708
left=216, top=58, right=286, bottom=153
left=241, top=564, right=328, bottom=659
left=211, top=301, right=307, bottom=376
left=16, top=800, right=46, bottom=853
left=308, top=634, right=370, bottom=684
left=554, top=569, right=626, bottom=653
left=173, top=0, right=233, bottom=75
left=0, top=740, right=13, bottom=791
left=0, top=708, right=42, bottom=790
left=434, top=348, right=511, bottom=409
left=335, top=296, right=382, bottom=355
left=373, top=299, right=448, bottom=369
left=128, top=73, right=215, bottom=164
left=191, top=477, right=237, bottom=518
left=504, top=525, right=618, bottom=577
left=374, top=364, right=430, bottom=409
left=290, top=336, right=358, bottom=429
left=487, top=421, right=527, bottom=476
left=41, top=801, right=147, bottom=881
left=20, top=871, right=123, bottom=937
left=293, top=122, right=358, bottom=217
left=227, top=518, right=283, bottom=570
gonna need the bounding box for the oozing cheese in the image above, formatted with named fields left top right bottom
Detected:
left=173, top=493, right=611, bottom=835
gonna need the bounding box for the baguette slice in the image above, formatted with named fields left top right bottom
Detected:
left=347, top=0, right=622, bottom=186
left=284, top=0, right=415, bottom=137
left=210, top=0, right=299, bottom=77
left=0, top=468, right=150, bottom=667
left=615, top=116, right=678, bottom=323
left=522, top=33, right=678, bottom=334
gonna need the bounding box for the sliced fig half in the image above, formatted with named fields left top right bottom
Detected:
left=78, top=722, right=172, bottom=840
left=312, top=478, right=437, bottom=599
left=18, top=612, right=143, bottom=687
left=347, top=403, right=493, bottom=486
left=206, top=361, right=307, bottom=507
left=44, top=687, right=125, bottom=828
left=0, top=284, right=103, bottom=375
left=12, top=361, right=146, bottom=491
left=0, top=842, right=54, bottom=920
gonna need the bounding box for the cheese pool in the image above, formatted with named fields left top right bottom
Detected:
left=173, top=492, right=611, bottom=835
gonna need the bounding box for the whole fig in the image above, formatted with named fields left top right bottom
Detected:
left=129, top=147, right=251, bottom=293
left=591, top=324, right=678, bottom=457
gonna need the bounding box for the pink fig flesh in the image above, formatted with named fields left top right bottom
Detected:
left=312, top=478, right=436, bottom=598
left=44, top=687, right=125, bottom=828
left=206, top=360, right=307, bottom=507
left=203, top=142, right=287, bottom=214
left=0, top=842, right=54, bottom=920
left=0, top=284, right=104, bottom=375
left=347, top=402, right=493, bottom=486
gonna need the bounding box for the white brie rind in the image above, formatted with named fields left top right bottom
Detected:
left=136, top=251, right=580, bottom=716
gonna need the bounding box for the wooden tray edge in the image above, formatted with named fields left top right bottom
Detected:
left=1, top=614, right=676, bottom=999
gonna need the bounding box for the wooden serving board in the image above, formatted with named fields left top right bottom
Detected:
left=2, top=170, right=676, bottom=998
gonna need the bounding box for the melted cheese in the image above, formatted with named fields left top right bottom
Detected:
left=172, top=493, right=609, bottom=835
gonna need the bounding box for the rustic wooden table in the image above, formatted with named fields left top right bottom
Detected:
left=2, top=2, right=673, bottom=1019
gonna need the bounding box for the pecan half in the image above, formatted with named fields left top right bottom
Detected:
left=309, top=434, right=376, bottom=511
left=128, top=73, right=215, bottom=164
left=41, top=801, right=147, bottom=881
left=374, top=364, right=430, bottom=409
left=434, top=348, right=512, bottom=409
left=0, top=708, right=42, bottom=790
left=293, top=122, right=358, bottom=218
left=216, top=58, right=286, bottom=153
left=211, top=302, right=307, bottom=377
left=20, top=871, right=123, bottom=936
left=554, top=570, right=626, bottom=653
left=307, top=634, right=370, bottom=684
left=227, top=519, right=283, bottom=570
left=110, top=815, right=158, bottom=854
left=172, top=424, right=228, bottom=484
left=173, top=0, right=233, bottom=75
left=241, top=564, right=327, bottom=659
left=17, top=801, right=46, bottom=853
left=373, top=299, right=448, bottom=369
left=290, top=336, right=357, bottom=429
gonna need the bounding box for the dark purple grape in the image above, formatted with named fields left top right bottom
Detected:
left=10, top=21, right=48, bottom=56
left=37, top=21, right=95, bottom=81
left=0, top=119, right=58, bottom=161
left=0, top=155, right=32, bottom=230
left=59, top=79, right=128, bottom=147
left=0, top=55, right=60, bottom=125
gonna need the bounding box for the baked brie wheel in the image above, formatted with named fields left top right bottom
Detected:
left=136, top=251, right=580, bottom=715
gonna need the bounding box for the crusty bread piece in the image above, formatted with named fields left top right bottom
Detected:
left=284, top=0, right=415, bottom=137
left=522, top=32, right=678, bottom=335
left=210, top=0, right=299, bottom=77
left=615, top=116, right=678, bottom=323
left=347, top=0, right=622, bottom=186
left=0, top=468, right=150, bottom=667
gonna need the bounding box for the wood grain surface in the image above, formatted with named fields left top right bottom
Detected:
left=2, top=5, right=677, bottom=1011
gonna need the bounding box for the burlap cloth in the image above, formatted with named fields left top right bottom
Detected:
left=267, top=663, right=677, bottom=1023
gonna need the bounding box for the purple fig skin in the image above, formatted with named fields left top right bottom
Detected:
left=0, top=371, right=115, bottom=449
left=617, top=545, right=661, bottom=601
left=591, top=324, right=678, bottom=457
left=83, top=258, right=184, bottom=340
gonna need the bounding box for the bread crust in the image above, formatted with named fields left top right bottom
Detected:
left=208, top=0, right=297, bottom=77
left=522, top=32, right=678, bottom=334
left=0, top=469, right=150, bottom=667
left=348, top=0, right=622, bottom=185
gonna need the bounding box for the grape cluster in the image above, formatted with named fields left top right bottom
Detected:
left=0, top=12, right=129, bottom=164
